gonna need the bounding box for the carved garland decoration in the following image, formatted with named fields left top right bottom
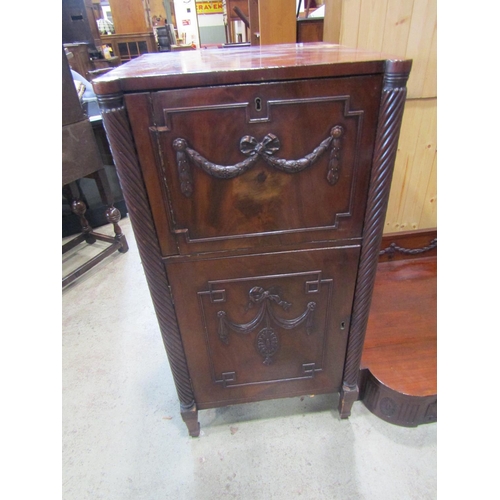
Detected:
left=379, top=238, right=437, bottom=257
left=217, top=286, right=316, bottom=365
left=173, top=125, right=344, bottom=197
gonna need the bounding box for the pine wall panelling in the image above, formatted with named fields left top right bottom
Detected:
left=259, top=0, right=296, bottom=45
left=324, top=0, right=437, bottom=232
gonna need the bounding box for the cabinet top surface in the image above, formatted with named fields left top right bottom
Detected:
left=92, top=43, right=409, bottom=95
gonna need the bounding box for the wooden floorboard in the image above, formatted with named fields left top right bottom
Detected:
left=361, top=256, right=437, bottom=397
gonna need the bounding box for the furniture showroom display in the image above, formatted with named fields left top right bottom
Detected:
left=93, top=43, right=412, bottom=436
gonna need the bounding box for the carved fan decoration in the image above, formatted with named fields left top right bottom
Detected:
left=173, top=125, right=344, bottom=197
left=217, top=286, right=316, bottom=365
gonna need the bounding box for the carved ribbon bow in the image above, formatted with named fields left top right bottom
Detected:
left=240, top=134, right=281, bottom=158
left=248, top=286, right=291, bottom=311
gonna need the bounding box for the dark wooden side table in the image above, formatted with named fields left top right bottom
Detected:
left=93, top=43, right=411, bottom=436
left=62, top=47, right=128, bottom=287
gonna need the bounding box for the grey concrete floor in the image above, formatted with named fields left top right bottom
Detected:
left=62, top=217, right=437, bottom=500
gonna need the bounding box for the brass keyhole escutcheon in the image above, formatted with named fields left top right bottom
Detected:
left=255, top=97, right=262, bottom=112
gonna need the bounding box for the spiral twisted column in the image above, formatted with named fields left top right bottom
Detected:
left=339, top=60, right=412, bottom=418
left=97, top=93, right=196, bottom=414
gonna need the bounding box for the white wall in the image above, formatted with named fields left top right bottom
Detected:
left=173, top=0, right=200, bottom=46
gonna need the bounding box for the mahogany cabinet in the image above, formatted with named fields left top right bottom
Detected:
left=93, top=43, right=411, bottom=437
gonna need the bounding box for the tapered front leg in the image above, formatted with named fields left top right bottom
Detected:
left=338, top=384, right=359, bottom=419
left=181, top=403, right=200, bottom=437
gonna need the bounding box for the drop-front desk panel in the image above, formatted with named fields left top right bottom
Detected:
left=93, top=43, right=411, bottom=436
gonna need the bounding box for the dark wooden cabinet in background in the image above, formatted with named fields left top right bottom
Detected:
left=101, top=33, right=158, bottom=63
left=93, top=43, right=411, bottom=437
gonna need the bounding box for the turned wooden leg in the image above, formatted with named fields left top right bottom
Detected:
left=93, top=169, right=129, bottom=253
left=181, top=403, right=200, bottom=437
left=71, top=199, right=96, bottom=244
left=66, top=180, right=96, bottom=245
left=338, top=384, right=359, bottom=419
left=105, top=206, right=129, bottom=253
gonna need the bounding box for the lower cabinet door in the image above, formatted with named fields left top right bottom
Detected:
left=165, top=246, right=360, bottom=409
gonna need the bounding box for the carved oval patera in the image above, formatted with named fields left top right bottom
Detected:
left=380, top=397, right=398, bottom=417
left=256, top=327, right=279, bottom=365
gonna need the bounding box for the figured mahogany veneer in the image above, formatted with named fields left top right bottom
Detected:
left=92, top=43, right=399, bottom=95
left=93, top=43, right=412, bottom=436
left=363, top=258, right=437, bottom=396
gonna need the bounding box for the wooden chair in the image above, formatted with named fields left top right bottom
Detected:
left=62, top=46, right=128, bottom=287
